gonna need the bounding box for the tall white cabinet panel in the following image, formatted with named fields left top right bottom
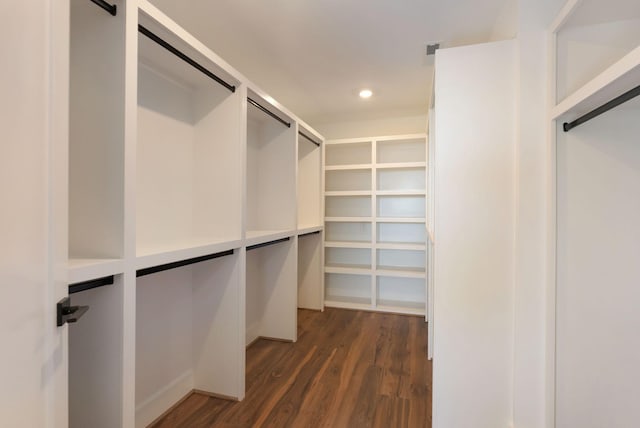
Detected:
left=433, top=40, right=516, bottom=428
left=552, top=2, right=640, bottom=426
left=1, top=0, right=69, bottom=426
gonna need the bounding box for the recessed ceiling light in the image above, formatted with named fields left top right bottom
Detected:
left=359, top=89, right=373, bottom=99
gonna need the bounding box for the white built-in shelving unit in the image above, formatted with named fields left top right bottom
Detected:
left=550, top=1, right=640, bottom=426
left=323, top=135, right=428, bottom=316
left=65, top=1, right=325, bottom=427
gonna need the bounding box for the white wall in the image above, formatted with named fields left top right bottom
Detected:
left=0, top=1, right=69, bottom=427
left=512, top=1, right=564, bottom=427
left=314, top=112, right=427, bottom=140
left=433, top=40, right=516, bottom=428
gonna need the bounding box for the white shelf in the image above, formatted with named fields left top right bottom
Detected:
left=375, top=242, right=426, bottom=251
left=325, top=190, right=373, bottom=196
left=68, top=258, right=125, bottom=284
left=376, top=217, right=426, bottom=223
left=376, top=267, right=426, bottom=279
left=376, top=190, right=426, bottom=196
left=324, top=164, right=372, bottom=171
left=324, top=297, right=373, bottom=309
left=136, top=238, right=242, bottom=270
left=325, top=241, right=372, bottom=249
left=325, top=216, right=374, bottom=222
left=552, top=45, right=640, bottom=121
left=245, top=229, right=295, bottom=248
left=376, top=300, right=426, bottom=316
left=376, top=162, right=427, bottom=169
left=325, top=264, right=372, bottom=275
left=297, top=225, right=323, bottom=236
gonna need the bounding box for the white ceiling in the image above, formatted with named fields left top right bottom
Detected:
left=148, top=0, right=516, bottom=128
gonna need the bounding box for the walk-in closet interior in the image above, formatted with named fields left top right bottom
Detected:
left=6, top=0, right=640, bottom=427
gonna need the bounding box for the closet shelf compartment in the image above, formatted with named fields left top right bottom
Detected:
left=135, top=238, right=242, bottom=271
left=136, top=12, right=243, bottom=257
left=551, top=45, right=640, bottom=121
left=68, top=258, right=124, bottom=285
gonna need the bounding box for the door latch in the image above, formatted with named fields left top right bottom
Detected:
left=56, top=297, right=89, bottom=327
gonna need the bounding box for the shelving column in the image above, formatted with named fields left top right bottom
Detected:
left=373, top=136, right=427, bottom=315
left=297, top=125, right=325, bottom=310
left=68, top=1, right=127, bottom=427
left=244, top=90, right=298, bottom=346
left=324, top=139, right=374, bottom=310
left=133, top=4, right=245, bottom=426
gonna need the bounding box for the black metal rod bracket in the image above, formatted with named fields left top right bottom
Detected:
left=69, top=275, right=114, bottom=295
left=138, top=25, right=236, bottom=93
left=299, top=131, right=321, bottom=147
left=137, top=249, right=235, bottom=277
left=247, top=237, right=291, bottom=251
left=90, top=0, right=117, bottom=16
left=563, top=84, right=640, bottom=132
left=247, top=97, right=291, bottom=128
left=57, top=297, right=90, bottom=327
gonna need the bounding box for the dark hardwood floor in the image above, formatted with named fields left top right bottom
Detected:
left=151, top=308, right=432, bottom=427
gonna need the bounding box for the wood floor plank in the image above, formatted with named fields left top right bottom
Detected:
left=150, top=308, right=432, bottom=428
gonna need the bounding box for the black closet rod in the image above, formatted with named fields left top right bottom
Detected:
left=299, top=131, right=321, bottom=147
left=299, top=230, right=321, bottom=237
left=247, top=237, right=290, bottom=251
left=90, top=0, right=117, bottom=16
left=563, top=84, right=640, bottom=132
left=247, top=97, right=291, bottom=128
left=69, top=275, right=114, bottom=295
left=138, top=25, right=236, bottom=93
left=136, top=249, right=235, bottom=277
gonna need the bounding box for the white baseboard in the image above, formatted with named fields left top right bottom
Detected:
left=135, top=371, right=193, bottom=428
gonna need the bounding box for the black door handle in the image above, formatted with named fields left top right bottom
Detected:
left=57, top=297, right=89, bottom=327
